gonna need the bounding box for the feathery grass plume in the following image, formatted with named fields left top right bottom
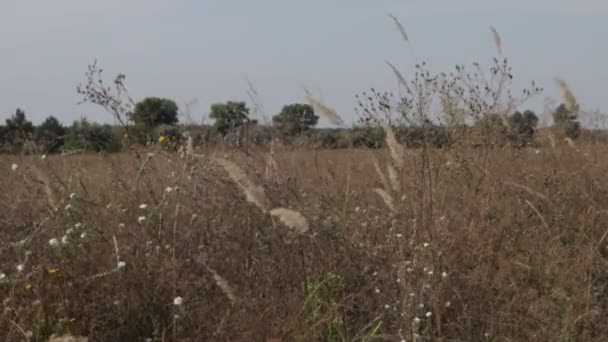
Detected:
left=373, top=159, right=391, bottom=192
left=213, top=157, right=269, bottom=212
left=206, top=265, right=237, bottom=305
left=548, top=132, right=557, bottom=148
left=304, top=89, right=344, bottom=126
left=265, top=140, right=280, bottom=182
left=555, top=78, right=579, bottom=113
left=386, top=163, right=401, bottom=192
left=382, top=124, right=405, bottom=169
left=388, top=13, right=409, bottom=42
left=386, top=61, right=413, bottom=94
left=30, top=164, right=58, bottom=210
left=490, top=26, right=503, bottom=55
left=374, top=188, right=395, bottom=212
left=564, top=137, right=576, bottom=148
left=186, top=135, right=194, bottom=156
left=270, top=208, right=309, bottom=234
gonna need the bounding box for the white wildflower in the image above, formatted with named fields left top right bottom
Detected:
left=165, top=187, right=174, bottom=193
left=442, top=271, right=449, bottom=279
left=69, top=193, right=76, bottom=200
left=413, top=317, right=421, bottom=324
left=138, top=216, right=146, bottom=224
left=427, top=270, right=434, bottom=276
left=372, top=271, right=378, bottom=276
left=396, top=278, right=401, bottom=283
left=16, top=264, right=25, bottom=272
left=117, top=261, right=126, bottom=270
left=11, top=163, right=18, bottom=172
left=423, top=242, right=430, bottom=248
left=48, top=238, right=59, bottom=247
left=41, top=154, right=47, bottom=160
left=384, top=304, right=390, bottom=310
left=425, top=311, right=432, bottom=318
left=61, top=235, right=69, bottom=244
left=375, top=288, right=380, bottom=294
left=139, top=204, right=148, bottom=209
left=80, top=232, right=87, bottom=239
left=395, top=233, right=403, bottom=238
left=173, top=296, right=183, bottom=306
left=64, top=204, right=72, bottom=211
left=74, top=223, right=82, bottom=229
left=119, top=223, right=126, bottom=229
left=418, top=303, right=425, bottom=309
left=409, top=292, right=415, bottom=297
left=445, top=301, right=452, bottom=308
left=0, top=272, right=6, bottom=283
left=66, top=228, right=74, bottom=235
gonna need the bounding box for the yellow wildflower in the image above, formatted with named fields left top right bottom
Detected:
left=48, top=267, right=59, bottom=275
left=159, top=135, right=166, bottom=143
left=25, top=283, right=32, bottom=290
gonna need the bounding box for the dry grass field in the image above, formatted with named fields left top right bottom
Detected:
left=2, top=142, right=608, bottom=341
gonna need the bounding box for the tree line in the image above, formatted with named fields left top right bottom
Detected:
left=0, top=95, right=585, bottom=154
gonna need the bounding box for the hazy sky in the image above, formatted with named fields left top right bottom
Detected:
left=0, top=0, right=606, bottom=126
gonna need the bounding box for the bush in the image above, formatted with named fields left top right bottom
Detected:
left=35, top=116, right=67, bottom=154
left=350, top=126, right=385, bottom=148
left=130, top=97, right=179, bottom=127
left=64, top=119, right=121, bottom=152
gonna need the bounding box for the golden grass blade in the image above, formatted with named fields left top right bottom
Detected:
left=374, top=188, right=395, bottom=213
left=270, top=208, right=309, bottom=234
left=373, top=159, right=390, bottom=192
left=207, top=266, right=237, bottom=305
left=386, top=163, right=401, bottom=193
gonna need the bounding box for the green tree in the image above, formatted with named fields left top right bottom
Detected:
left=35, top=116, right=67, bottom=153
left=552, top=103, right=580, bottom=139
left=209, top=101, right=250, bottom=135
left=272, top=103, right=318, bottom=136
left=130, top=97, right=179, bottom=127
left=6, top=108, right=34, bottom=142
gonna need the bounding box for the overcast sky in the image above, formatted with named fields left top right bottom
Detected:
left=0, top=0, right=606, bottom=126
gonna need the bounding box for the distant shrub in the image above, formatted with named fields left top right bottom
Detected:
left=64, top=119, right=121, bottom=152
left=395, top=123, right=453, bottom=148
left=35, top=116, right=67, bottom=154
left=507, top=110, right=539, bottom=147
left=350, top=126, right=385, bottom=148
